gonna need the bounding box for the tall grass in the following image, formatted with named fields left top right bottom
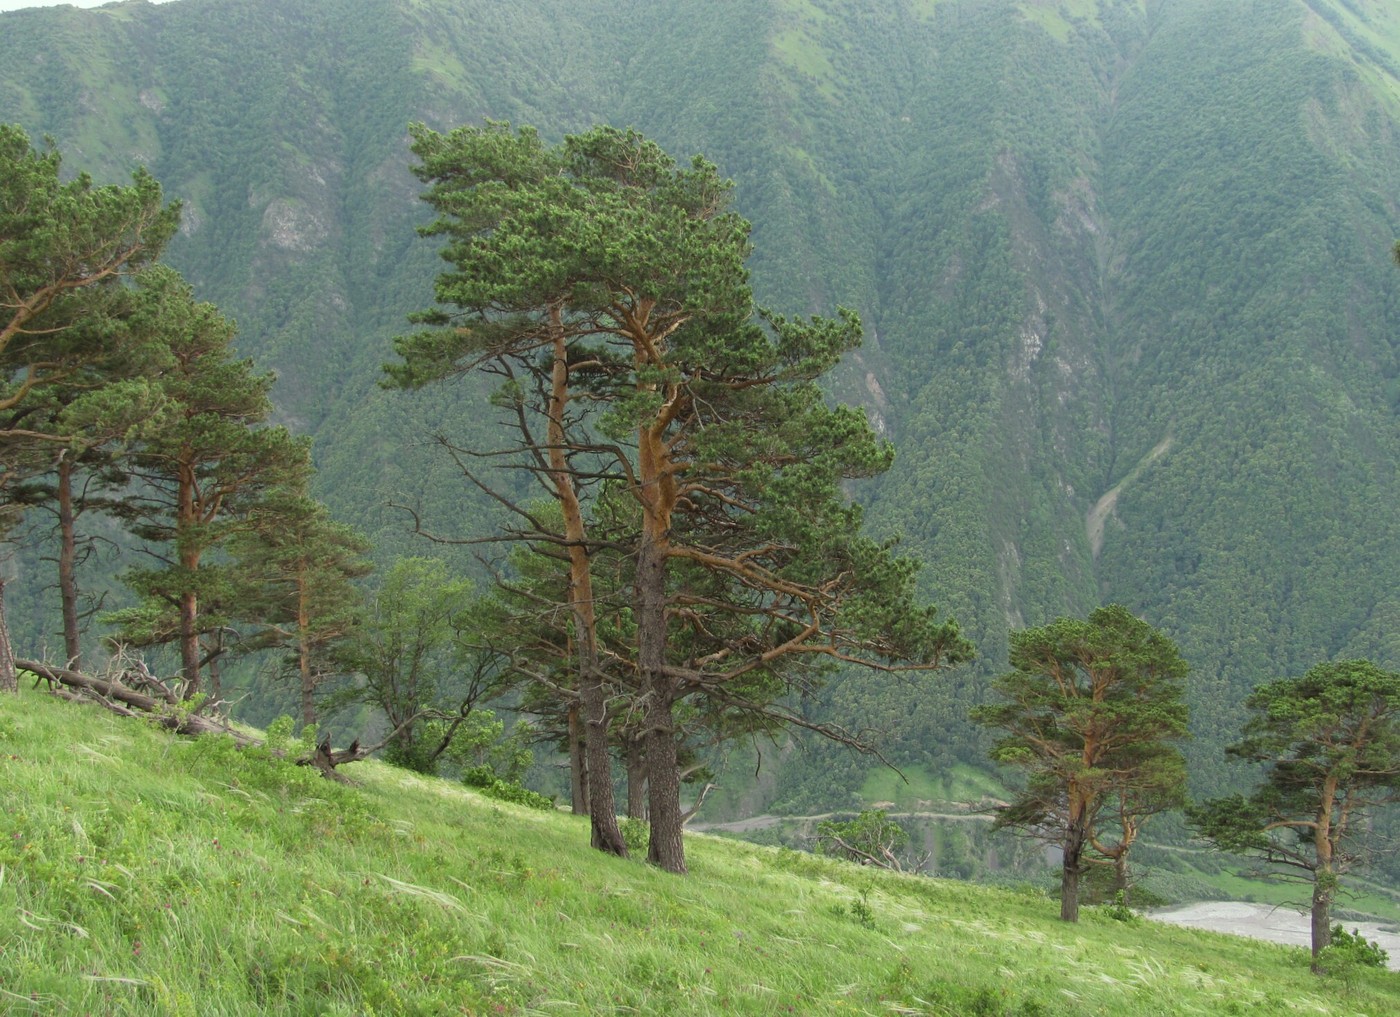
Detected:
left=2, top=685, right=1398, bottom=1015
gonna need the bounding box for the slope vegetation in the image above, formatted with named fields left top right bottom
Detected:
left=4, top=689, right=1400, bottom=1015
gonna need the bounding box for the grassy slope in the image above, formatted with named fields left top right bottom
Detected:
left=3, top=689, right=1399, bottom=1016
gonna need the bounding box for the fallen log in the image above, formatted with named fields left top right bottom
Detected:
left=17, top=658, right=385, bottom=777
left=18, top=659, right=257, bottom=746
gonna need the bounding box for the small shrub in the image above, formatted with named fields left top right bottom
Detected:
left=621, top=817, right=649, bottom=855
left=1099, top=889, right=1140, bottom=924
left=462, top=766, right=554, bottom=811
left=849, top=890, right=876, bottom=929
left=384, top=738, right=439, bottom=775
left=264, top=715, right=296, bottom=754
left=1317, top=924, right=1388, bottom=975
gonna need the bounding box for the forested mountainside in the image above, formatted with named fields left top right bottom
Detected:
left=5, top=0, right=1400, bottom=807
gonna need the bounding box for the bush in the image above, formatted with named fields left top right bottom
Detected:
left=1096, top=890, right=1140, bottom=925
left=462, top=765, right=555, bottom=811
left=621, top=817, right=649, bottom=855
left=1318, top=924, right=1388, bottom=975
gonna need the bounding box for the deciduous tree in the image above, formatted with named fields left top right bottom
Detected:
left=327, top=557, right=486, bottom=773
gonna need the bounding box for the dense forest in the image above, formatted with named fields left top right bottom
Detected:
left=4, top=0, right=1400, bottom=873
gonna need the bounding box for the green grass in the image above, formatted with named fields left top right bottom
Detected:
left=858, top=761, right=1005, bottom=807
left=1016, top=0, right=1101, bottom=44
left=3, top=686, right=1400, bottom=1015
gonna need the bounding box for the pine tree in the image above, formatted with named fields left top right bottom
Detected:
left=0, top=125, right=178, bottom=691
left=111, top=268, right=306, bottom=699
left=229, top=482, right=372, bottom=728
left=973, top=604, right=1189, bottom=921
left=1190, top=660, right=1400, bottom=966
left=395, top=122, right=970, bottom=872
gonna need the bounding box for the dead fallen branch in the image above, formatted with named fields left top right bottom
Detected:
left=19, top=658, right=256, bottom=745
left=17, top=658, right=384, bottom=778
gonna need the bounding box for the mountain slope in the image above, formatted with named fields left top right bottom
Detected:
left=3, top=0, right=1400, bottom=806
left=4, top=686, right=1399, bottom=1014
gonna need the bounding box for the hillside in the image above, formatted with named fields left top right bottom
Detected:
left=4, top=0, right=1400, bottom=822
left=4, top=687, right=1400, bottom=1015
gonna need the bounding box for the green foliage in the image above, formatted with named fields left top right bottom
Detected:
left=621, top=817, right=650, bottom=856
left=1317, top=925, right=1389, bottom=974
left=1190, top=660, right=1400, bottom=957
left=0, top=123, right=178, bottom=374
left=325, top=557, right=479, bottom=773
left=830, top=889, right=878, bottom=929
left=974, top=605, right=1188, bottom=916
left=440, top=709, right=533, bottom=783
left=1190, top=660, right=1400, bottom=872
left=849, top=891, right=876, bottom=929
left=99, top=267, right=310, bottom=694
left=262, top=714, right=318, bottom=758
left=396, top=117, right=971, bottom=873
left=0, top=123, right=181, bottom=684
left=461, top=765, right=555, bottom=811
left=1187, top=661, right=1400, bottom=963
left=8, top=0, right=1400, bottom=865
left=1094, top=890, right=1140, bottom=925
left=816, top=809, right=910, bottom=869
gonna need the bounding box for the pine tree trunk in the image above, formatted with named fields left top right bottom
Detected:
left=1061, top=819, right=1087, bottom=922
left=0, top=578, right=16, bottom=694
left=56, top=457, right=82, bottom=669
left=638, top=527, right=685, bottom=872
left=297, top=574, right=316, bottom=728
left=568, top=702, right=588, bottom=816
left=626, top=733, right=648, bottom=820
left=644, top=679, right=684, bottom=872
left=1310, top=780, right=1340, bottom=969
left=177, top=464, right=201, bottom=700
left=546, top=317, right=625, bottom=857
left=179, top=590, right=200, bottom=699
left=1310, top=869, right=1336, bottom=968
left=581, top=675, right=625, bottom=854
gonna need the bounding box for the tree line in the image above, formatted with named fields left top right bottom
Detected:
left=0, top=120, right=972, bottom=877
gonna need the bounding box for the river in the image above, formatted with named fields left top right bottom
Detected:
left=1147, top=902, right=1400, bottom=971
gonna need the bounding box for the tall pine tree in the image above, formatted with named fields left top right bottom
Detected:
left=395, top=122, right=970, bottom=872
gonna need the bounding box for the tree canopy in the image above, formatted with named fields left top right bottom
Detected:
left=1189, top=659, right=1400, bottom=965
left=393, top=121, right=971, bottom=872
left=973, top=604, right=1189, bottom=921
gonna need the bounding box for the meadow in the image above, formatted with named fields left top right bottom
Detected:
left=2, top=685, right=1398, bottom=1015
